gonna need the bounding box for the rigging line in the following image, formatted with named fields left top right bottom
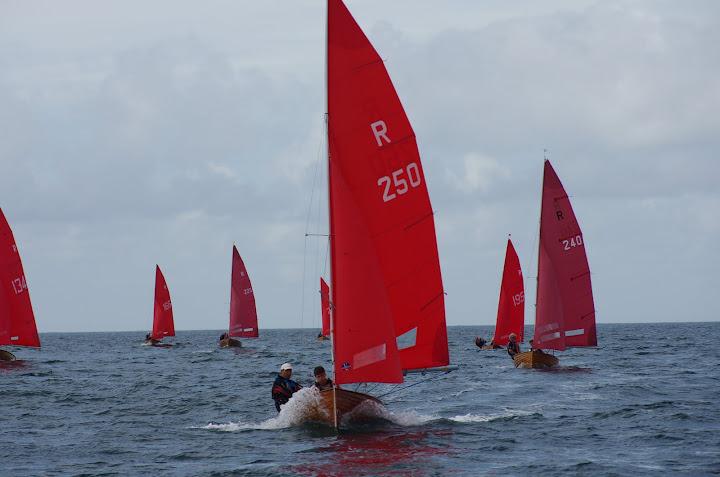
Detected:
left=300, top=116, right=328, bottom=329
left=377, top=370, right=454, bottom=401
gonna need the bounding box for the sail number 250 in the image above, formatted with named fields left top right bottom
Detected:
left=377, top=163, right=422, bottom=203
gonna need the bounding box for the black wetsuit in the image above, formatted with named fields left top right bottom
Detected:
left=507, top=340, right=520, bottom=358
left=313, top=378, right=334, bottom=392
left=271, top=376, right=302, bottom=412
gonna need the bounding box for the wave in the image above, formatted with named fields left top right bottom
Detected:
left=197, top=390, right=537, bottom=432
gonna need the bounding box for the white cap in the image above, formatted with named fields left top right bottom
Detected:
left=280, top=362, right=293, bottom=371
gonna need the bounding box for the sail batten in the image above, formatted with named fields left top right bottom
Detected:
left=327, top=0, right=448, bottom=384
left=534, top=160, right=597, bottom=351
left=0, top=209, right=40, bottom=348
left=229, top=246, right=259, bottom=338
left=493, top=238, right=525, bottom=346
left=152, top=265, right=175, bottom=341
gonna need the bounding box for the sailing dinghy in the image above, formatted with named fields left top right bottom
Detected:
left=144, top=265, right=175, bottom=347
left=299, top=0, right=452, bottom=428
left=0, top=209, right=40, bottom=361
left=514, top=160, right=597, bottom=369
left=220, top=245, right=258, bottom=348
left=481, top=237, right=524, bottom=350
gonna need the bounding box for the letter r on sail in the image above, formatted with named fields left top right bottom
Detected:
left=371, top=120, right=390, bottom=147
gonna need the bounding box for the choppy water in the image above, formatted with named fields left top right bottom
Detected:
left=2, top=323, right=719, bottom=476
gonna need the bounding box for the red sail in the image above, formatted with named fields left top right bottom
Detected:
left=320, top=277, right=330, bottom=337
left=152, top=265, right=175, bottom=340
left=0, top=209, right=40, bottom=348
left=534, top=160, right=597, bottom=350
left=493, top=238, right=525, bottom=346
left=328, top=0, right=448, bottom=384
left=229, top=245, right=259, bottom=338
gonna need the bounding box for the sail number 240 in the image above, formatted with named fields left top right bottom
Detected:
left=562, top=235, right=583, bottom=251
left=377, top=163, right=422, bottom=203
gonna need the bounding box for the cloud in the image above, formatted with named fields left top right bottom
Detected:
left=0, top=1, right=718, bottom=331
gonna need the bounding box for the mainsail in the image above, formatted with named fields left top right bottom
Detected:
left=327, top=0, right=448, bottom=385
left=493, top=238, right=524, bottom=345
left=320, top=277, right=330, bottom=337
left=152, top=265, right=175, bottom=340
left=229, top=245, right=259, bottom=338
left=0, top=209, right=40, bottom=348
left=534, top=160, right=596, bottom=350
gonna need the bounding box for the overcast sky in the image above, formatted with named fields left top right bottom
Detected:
left=1, top=0, right=718, bottom=332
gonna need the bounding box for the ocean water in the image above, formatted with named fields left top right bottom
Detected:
left=1, top=323, right=719, bottom=476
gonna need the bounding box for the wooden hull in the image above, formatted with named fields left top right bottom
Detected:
left=480, top=345, right=503, bottom=350
left=305, top=388, right=385, bottom=427
left=0, top=349, right=16, bottom=361
left=513, top=350, right=559, bottom=369
left=219, top=337, right=241, bottom=348
left=316, top=335, right=330, bottom=341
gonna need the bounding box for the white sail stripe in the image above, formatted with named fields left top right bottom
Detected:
left=540, top=331, right=561, bottom=341
left=565, top=328, right=585, bottom=337
left=353, top=343, right=387, bottom=370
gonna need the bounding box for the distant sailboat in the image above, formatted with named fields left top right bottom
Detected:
left=220, top=245, right=258, bottom=348
left=145, top=265, right=175, bottom=347
left=300, top=0, right=452, bottom=428
left=479, top=238, right=524, bottom=350
left=514, top=160, right=597, bottom=368
left=317, top=278, right=330, bottom=341
left=0, top=209, right=40, bottom=361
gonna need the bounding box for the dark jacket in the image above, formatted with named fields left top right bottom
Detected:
left=507, top=340, right=520, bottom=357
left=313, top=378, right=334, bottom=391
left=272, top=376, right=302, bottom=412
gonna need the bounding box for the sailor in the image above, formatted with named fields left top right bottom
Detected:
left=271, top=362, right=302, bottom=412
left=474, top=336, right=487, bottom=348
left=313, top=366, right=334, bottom=391
left=507, top=333, right=520, bottom=358
left=144, top=333, right=159, bottom=346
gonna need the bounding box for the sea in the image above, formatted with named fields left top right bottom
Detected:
left=1, top=323, right=719, bottom=476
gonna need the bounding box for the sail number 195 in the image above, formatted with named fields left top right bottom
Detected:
left=377, top=163, right=422, bottom=203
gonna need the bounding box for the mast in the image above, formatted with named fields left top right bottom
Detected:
left=534, top=152, right=546, bottom=336
left=324, top=0, right=338, bottom=428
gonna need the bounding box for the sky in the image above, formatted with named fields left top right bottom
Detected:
left=1, top=0, right=718, bottom=332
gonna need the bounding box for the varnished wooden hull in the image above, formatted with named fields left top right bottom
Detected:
left=0, top=349, right=16, bottom=361
left=480, top=345, right=503, bottom=350
left=305, top=388, right=385, bottom=427
left=513, top=350, right=559, bottom=369
left=219, top=337, right=241, bottom=348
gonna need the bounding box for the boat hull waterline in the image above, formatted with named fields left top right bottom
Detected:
left=513, top=350, right=559, bottom=369
left=219, top=337, right=241, bottom=348
left=0, top=349, right=17, bottom=361
left=303, top=388, right=386, bottom=427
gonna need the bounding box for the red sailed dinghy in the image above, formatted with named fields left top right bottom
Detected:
left=486, top=238, right=524, bottom=349
left=0, top=209, right=40, bottom=361
left=514, top=160, right=597, bottom=369
left=220, top=246, right=258, bottom=348
left=317, top=278, right=330, bottom=341
left=298, top=0, right=453, bottom=428
left=145, top=265, right=175, bottom=347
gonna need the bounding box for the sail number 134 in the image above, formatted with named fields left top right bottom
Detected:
left=377, top=163, right=422, bottom=203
